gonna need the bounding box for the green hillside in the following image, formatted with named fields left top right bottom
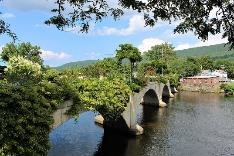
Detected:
left=56, top=43, right=234, bottom=70
left=55, top=60, right=98, bottom=70
left=176, top=43, right=234, bottom=58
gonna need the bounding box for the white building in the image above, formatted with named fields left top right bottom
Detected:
left=200, top=70, right=228, bottom=82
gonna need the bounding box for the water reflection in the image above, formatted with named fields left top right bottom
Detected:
left=49, top=93, right=234, bottom=156
left=94, top=103, right=172, bottom=156
left=94, top=130, right=130, bottom=156
left=49, top=112, right=103, bottom=156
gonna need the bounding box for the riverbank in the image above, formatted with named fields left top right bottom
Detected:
left=220, top=83, right=234, bottom=96
left=179, top=83, right=221, bottom=93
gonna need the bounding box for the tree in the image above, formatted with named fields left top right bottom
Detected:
left=4, top=56, right=42, bottom=85
left=167, top=58, right=187, bottom=76
left=144, top=43, right=175, bottom=75
left=116, top=44, right=142, bottom=83
left=1, top=1, right=234, bottom=48
left=1, top=42, right=43, bottom=65
left=78, top=78, right=131, bottom=122
left=0, top=3, right=17, bottom=42
left=79, top=58, right=130, bottom=79
left=45, top=0, right=234, bottom=49
left=199, top=56, right=215, bottom=71
left=183, top=57, right=201, bottom=77
left=145, top=43, right=176, bottom=61
left=0, top=42, right=80, bottom=155
left=95, top=58, right=121, bottom=77
left=215, top=60, right=234, bottom=79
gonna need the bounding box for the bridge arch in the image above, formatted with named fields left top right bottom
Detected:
left=162, top=85, right=170, bottom=97
left=142, top=89, right=159, bottom=107
left=162, top=84, right=175, bottom=98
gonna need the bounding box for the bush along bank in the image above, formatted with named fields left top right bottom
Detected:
left=0, top=43, right=81, bottom=156
left=220, top=83, right=234, bottom=96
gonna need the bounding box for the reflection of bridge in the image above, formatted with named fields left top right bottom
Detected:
left=52, top=100, right=72, bottom=129
left=52, top=82, right=178, bottom=135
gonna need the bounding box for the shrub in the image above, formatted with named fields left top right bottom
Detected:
left=0, top=56, right=80, bottom=155
left=4, top=56, right=42, bottom=85
left=78, top=78, right=131, bottom=122
left=148, top=75, right=168, bottom=84
left=129, top=83, right=141, bottom=93
left=220, top=83, right=234, bottom=96
left=1, top=42, right=43, bottom=65
left=0, top=81, right=54, bottom=155
left=168, top=74, right=179, bottom=87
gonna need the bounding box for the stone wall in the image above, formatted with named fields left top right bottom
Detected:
left=180, top=77, right=221, bottom=92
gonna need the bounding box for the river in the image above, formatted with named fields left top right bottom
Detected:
left=49, top=92, right=234, bottom=156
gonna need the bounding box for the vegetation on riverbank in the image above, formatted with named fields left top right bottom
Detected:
left=220, top=83, right=234, bottom=96
left=0, top=43, right=79, bottom=155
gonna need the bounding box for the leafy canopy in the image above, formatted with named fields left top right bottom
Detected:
left=199, top=56, right=215, bottom=70
left=0, top=42, right=80, bottom=155
left=1, top=1, right=234, bottom=48
left=1, top=42, right=43, bottom=65
left=45, top=0, right=234, bottom=48
left=145, top=43, right=176, bottom=61
left=116, top=44, right=142, bottom=63
left=143, top=43, right=176, bottom=75
left=4, top=56, right=42, bottom=85
left=76, top=78, right=131, bottom=122
left=0, top=0, right=17, bottom=41
left=116, top=44, right=142, bottom=83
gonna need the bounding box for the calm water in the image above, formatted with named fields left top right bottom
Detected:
left=49, top=92, right=234, bottom=156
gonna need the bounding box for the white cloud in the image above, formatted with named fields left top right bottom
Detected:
left=175, top=33, right=228, bottom=50
left=138, top=38, right=165, bottom=52
left=0, top=13, right=15, bottom=19
left=40, top=49, right=71, bottom=60
left=97, top=15, right=149, bottom=36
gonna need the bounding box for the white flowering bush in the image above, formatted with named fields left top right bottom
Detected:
left=0, top=43, right=82, bottom=155
left=5, top=56, right=42, bottom=85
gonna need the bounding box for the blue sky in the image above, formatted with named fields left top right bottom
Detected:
left=0, top=0, right=227, bottom=67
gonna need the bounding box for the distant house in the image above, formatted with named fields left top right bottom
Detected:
left=199, top=70, right=228, bottom=82
left=180, top=75, right=220, bottom=92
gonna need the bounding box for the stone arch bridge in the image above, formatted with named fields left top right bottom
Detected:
left=52, top=82, right=178, bottom=135
left=122, top=82, right=176, bottom=135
